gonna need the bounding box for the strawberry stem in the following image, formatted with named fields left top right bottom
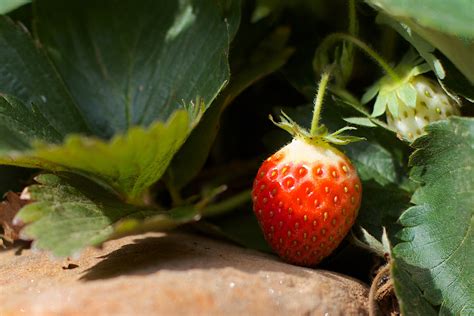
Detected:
left=310, top=71, right=331, bottom=136
left=329, top=86, right=397, bottom=133
left=318, top=33, right=401, bottom=82
left=348, top=0, right=357, bottom=38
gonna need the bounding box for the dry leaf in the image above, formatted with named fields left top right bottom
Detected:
left=0, top=191, right=29, bottom=243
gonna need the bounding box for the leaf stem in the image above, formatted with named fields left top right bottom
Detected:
left=168, top=183, right=184, bottom=206
left=310, top=71, right=331, bottom=135
left=319, top=33, right=400, bottom=82
left=201, top=190, right=251, bottom=217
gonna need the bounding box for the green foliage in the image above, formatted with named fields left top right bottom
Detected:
left=0, top=95, right=63, bottom=152
left=392, top=117, right=474, bottom=314
left=34, top=0, right=240, bottom=137
left=167, top=26, right=294, bottom=190
left=405, top=20, right=474, bottom=85
left=391, top=259, right=438, bottom=315
left=376, top=12, right=474, bottom=85
left=344, top=142, right=399, bottom=187
left=0, top=110, right=195, bottom=203
left=365, top=0, right=474, bottom=38
left=0, top=0, right=241, bottom=202
left=0, top=17, right=90, bottom=141
left=355, top=182, right=410, bottom=242
left=17, top=173, right=204, bottom=257
left=0, top=0, right=30, bottom=14
left=437, top=53, right=474, bottom=102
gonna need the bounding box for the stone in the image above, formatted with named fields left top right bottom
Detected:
left=0, top=231, right=369, bottom=315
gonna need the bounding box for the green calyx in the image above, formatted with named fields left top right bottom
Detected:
left=270, top=71, right=364, bottom=146
left=269, top=112, right=363, bottom=146
left=362, top=50, right=431, bottom=118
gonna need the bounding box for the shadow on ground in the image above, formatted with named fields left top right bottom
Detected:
left=80, top=232, right=315, bottom=281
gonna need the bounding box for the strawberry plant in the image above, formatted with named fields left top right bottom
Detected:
left=1, top=0, right=472, bottom=314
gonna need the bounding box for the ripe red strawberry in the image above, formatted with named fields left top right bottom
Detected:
left=252, top=72, right=362, bottom=266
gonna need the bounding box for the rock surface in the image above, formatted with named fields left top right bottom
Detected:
left=0, top=231, right=369, bottom=315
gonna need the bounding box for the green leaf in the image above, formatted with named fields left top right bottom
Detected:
left=392, top=117, right=474, bottom=315
left=1, top=1, right=240, bottom=201
left=377, top=13, right=445, bottom=79
left=0, top=16, right=90, bottom=140
left=391, top=259, right=438, bottom=316
left=436, top=52, right=474, bottom=102
left=0, top=95, right=63, bottom=153
left=0, top=0, right=30, bottom=14
left=16, top=173, right=203, bottom=257
left=377, top=13, right=474, bottom=84
left=1, top=110, right=194, bottom=202
left=166, top=26, right=294, bottom=190
left=365, top=0, right=474, bottom=38
left=345, top=142, right=400, bottom=187
left=34, top=0, right=241, bottom=137
left=407, top=20, right=474, bottom=85
left=356, top=182, right=410, bottom=242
